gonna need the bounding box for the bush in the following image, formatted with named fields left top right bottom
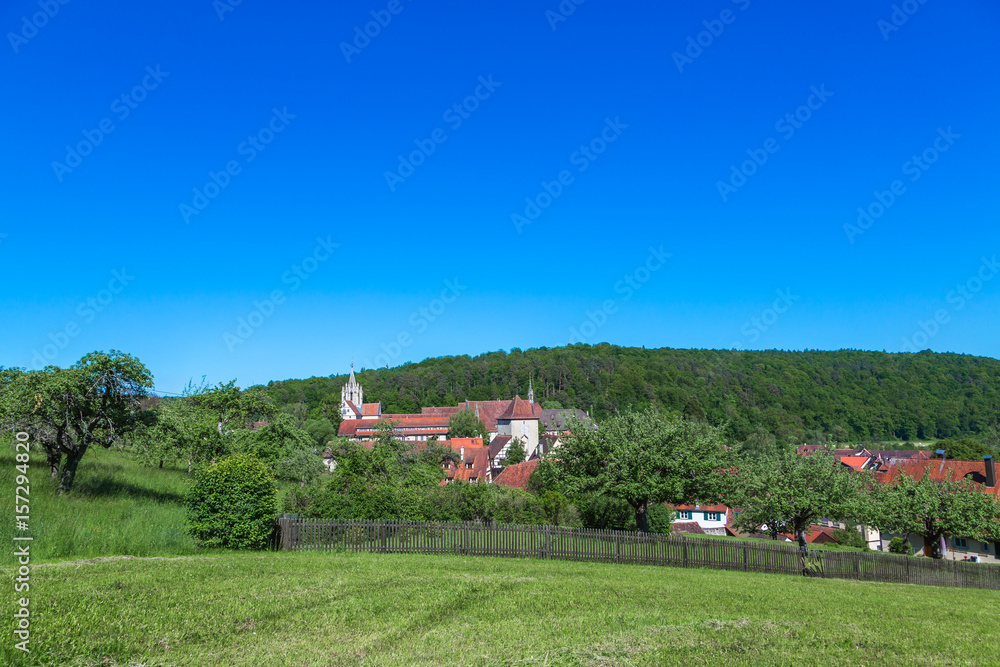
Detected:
left=185, top=455, right=277, bottom=549
left=889, top=536, right=912, bottom=555
left=832, top=528, right=867, bottom=549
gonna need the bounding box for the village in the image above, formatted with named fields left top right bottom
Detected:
left=326, top=365, right=1000, bottom=564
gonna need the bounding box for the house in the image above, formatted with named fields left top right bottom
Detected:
left=670, top=504, right=731, bottom=536
left=438, top=438, right=491, bottom=484
left=874, top=456, right=1000, bottom=562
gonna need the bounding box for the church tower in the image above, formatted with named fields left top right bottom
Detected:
left=340, top=363, right=363, bottom=419
left=528, top=376, right=534, bottom=404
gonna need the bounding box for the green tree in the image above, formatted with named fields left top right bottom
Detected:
left=448, top=407, right=488, bottom=441
left=504, top=437, right=526, bottom=465
left=185, top=454, right=278, bottom=549
left=0, top=351, right=153, bottom=491
left=551, top=409, right=726, bottom=532
left=726, top=451, right=868, bottom=555
left=933, top=438, right=995, bottom=461
left=868, top=467, right=1000, bottom=559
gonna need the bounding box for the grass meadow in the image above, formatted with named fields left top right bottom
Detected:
left=4, top=550, right=999, bottom=666
left=1, top=445, right=200, bottom=561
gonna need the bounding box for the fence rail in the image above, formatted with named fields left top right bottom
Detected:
left=275, top=518, right=1000, bottom=591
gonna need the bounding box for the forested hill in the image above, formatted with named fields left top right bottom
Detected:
left=262, top=345, right=1000, bottom=444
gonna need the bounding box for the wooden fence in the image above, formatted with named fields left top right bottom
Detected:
left=274, top=518, right=1000, bottom=591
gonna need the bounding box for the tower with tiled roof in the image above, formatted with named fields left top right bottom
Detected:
left=496, top=395, right=541, bottom=461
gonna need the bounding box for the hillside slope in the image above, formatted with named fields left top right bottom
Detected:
left=263, top=345, right=1000, bottom=443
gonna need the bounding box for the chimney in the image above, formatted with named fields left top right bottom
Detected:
left=936, top=449, right=946, bottom=475
left=460, top=446, right=465, bottom=459
left=985, top=455, right=996, bottom=488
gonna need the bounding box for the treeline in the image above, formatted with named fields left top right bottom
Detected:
left=263, top=345, right=1000, bottom=444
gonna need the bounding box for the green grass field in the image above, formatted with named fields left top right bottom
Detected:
left=4, top=550, right=999, bottom=666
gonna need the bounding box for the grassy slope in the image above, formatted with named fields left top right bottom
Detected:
left=0, top=447, right=198, bottom=561
left=0, top=444, right=303, bottom=562
left=4, top=551, right=998, bottom=666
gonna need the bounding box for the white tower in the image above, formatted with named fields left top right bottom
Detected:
left=340, top=363, right=363, bottom=419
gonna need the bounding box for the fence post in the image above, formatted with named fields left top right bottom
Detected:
left=742, top=543, right=748, bottom=572
left=904, top=555, right=909, bottom=584
left=543, top=524, right=550, bottom=560
left=953, top=560, right=959, bottom=588
left=682, top=536, right=688, bottom=568
left=380, top=520, right=386, bottom=554
left=615, top=532, right=621, bottom=564
left=853, top=551, right=861, bottom=579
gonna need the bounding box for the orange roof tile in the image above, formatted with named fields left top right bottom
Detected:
left=493, top=460, right=540, bottom=491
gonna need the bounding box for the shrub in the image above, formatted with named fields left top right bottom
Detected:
left=185, top=455, right=277, bottom=549
left=832, top=528, right=867, bottom=549
left=889, top=536, right=912, bottom=555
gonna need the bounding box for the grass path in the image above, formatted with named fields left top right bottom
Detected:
left=4, top=550, right=998, bottom=666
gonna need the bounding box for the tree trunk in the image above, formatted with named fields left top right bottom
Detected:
left=58, top=445, right=87, bottom=493
left=794, top=518, right=809, bottom=574
left=634, top=502, right=650, bottom=533
left=925, top=533, right=945, bottom=559
left=794, top=518, right=809, bottom=554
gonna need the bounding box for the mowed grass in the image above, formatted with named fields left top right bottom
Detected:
left=0, top=445, right=199, bottom=561
left=4, top=550, right=999, bottom=666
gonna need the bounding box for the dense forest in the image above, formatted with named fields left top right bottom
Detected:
left=261, top=345, right=1000, bottom=445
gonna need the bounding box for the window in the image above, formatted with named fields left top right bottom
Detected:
left=954, top=537, right=968, bottom=549
left=677, top=511, right=691, bottom=520
left=705, top=512, right=721, bottom=522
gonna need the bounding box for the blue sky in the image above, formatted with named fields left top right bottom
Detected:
left=2, top=0, right=998, bottom=394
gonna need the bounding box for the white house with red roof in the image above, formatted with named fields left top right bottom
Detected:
left=670, top=504, right=731, bottom=536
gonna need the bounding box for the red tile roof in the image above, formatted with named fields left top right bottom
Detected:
left=493, top=459, right=540, bottom=491
left=361, top=402, right=381, bottom=416
left=880, top=459, right=1000, bottom=496
left=838, top=456, right=871, bottom=471
left=497, top=395, right=541, bottom=420
left=803, top=525, right=840, bottom=544
left=671, top=522, right=706, bottom=535
left=344, top=401, right=361, bottom=418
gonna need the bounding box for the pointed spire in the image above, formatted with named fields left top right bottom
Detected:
left=528, top=376, right=534, bottom=404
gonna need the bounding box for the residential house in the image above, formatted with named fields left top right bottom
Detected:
left=874, top=456, right=1000, bottom=562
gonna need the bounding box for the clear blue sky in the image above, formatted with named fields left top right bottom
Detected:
left=2, top=0, right=998, bottom=394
